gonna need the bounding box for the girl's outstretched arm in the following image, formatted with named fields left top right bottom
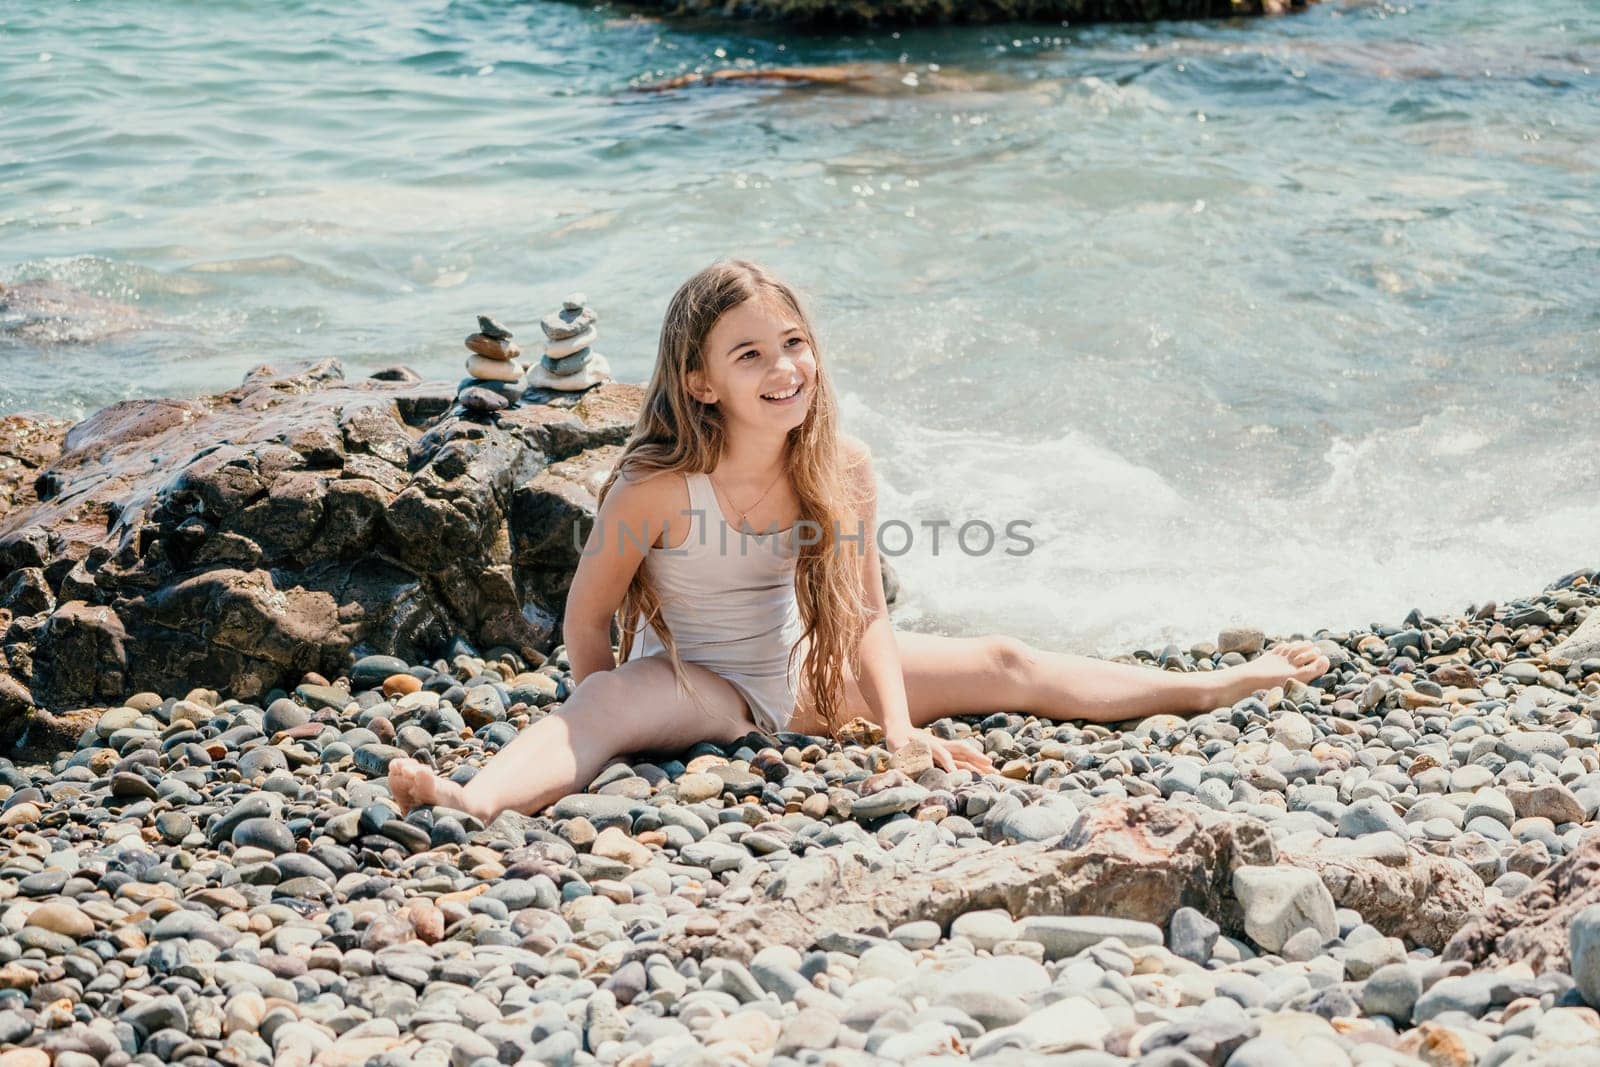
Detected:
left=839, top=435, right=916, bottom=744
left=841, top=436, right=992, bottom=775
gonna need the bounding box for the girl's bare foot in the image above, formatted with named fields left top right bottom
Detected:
left=1213, top=640, right=1331, bottom=705
left=388, top=757, right=473, bottom=816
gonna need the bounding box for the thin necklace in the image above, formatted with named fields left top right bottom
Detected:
left=709, top=466, right=784, bottom=535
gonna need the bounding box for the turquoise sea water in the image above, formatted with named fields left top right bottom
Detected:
left=2, top=0, right=1597, bottom=656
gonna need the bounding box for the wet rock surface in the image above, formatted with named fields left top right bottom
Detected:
left=0, top=413, right=71, bottom=522
left=0, top=570, right=1593, bottom=1063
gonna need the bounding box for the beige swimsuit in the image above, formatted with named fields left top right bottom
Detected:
left=623, top=471, right=811, bottom=734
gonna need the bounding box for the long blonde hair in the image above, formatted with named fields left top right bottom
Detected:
left=595, top=259, right=873, bottom=736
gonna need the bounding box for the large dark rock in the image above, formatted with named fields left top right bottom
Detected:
left=621, top=0, right=1314, bottom=26
left=0, top=359, right=642, bottom=738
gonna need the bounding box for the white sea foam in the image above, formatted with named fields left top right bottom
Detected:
left=845, top=391, right=1600, bottom=659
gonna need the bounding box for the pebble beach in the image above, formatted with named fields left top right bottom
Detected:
left=0, top=571, right=1597, bottom=1066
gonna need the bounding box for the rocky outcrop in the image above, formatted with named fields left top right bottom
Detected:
left=0, top=361, right=642, bottom=737
left=621, top=0, right=1314, bottom=27
left=656, top=797, right=1480, bottom=963
left=1280, top=834, right=1482, bottom=955
left=1443, top=832, right=1600, bottom=975
left=1549, top=606, right=1600, bottom=664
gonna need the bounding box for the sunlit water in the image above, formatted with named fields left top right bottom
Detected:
left=2, top=0, right=1596, bottom=657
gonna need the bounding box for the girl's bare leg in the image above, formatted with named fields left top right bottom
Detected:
left=388, top=654, right=757, bottom=822
left=792, top=631, right=1332, bottom=733
left=900, top=632, right=1329, bottom=726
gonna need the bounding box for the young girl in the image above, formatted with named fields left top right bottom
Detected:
left=388, top=260, right=1329, bottom=821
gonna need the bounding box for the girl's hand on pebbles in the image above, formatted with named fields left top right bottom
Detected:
left=890, top=728, right=996, bottom=775
left=934, top=736, right=996, bottom=775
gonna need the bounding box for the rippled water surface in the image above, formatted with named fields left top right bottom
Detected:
left=3, top=0, right=1597, bottom=655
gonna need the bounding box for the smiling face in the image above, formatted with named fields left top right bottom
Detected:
left=688, top=293, right=817, bottom=435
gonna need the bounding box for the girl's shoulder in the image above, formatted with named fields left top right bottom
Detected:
left=603, top=465, right=694, bottom=549
left=608, top=465, right=688, bottom=512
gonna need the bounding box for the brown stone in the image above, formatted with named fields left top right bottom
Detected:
left=0, top=279, right=153, bottom=346
left=382, top=673, right=421, bottom=697
left=890, top=736, right=934, bottom=778
left=666, top=774, right=718, bottom=807
left=117, top=881, right=178, bottom=904
left=110, top=927, right=146, bottom=951
left=465, top=334, right=519, bottom=361
left=407, top=899, right=444, bottom=944
left=0, top=802, right=41, bottom=827
left=361, top=914, right=415, bottom=951
left=437, top=883, right=488, bottom=907
left=592, top=825, right=651, bottom=869
left=1397, top=1021, right=1479, bottom=1067
left=1506, top=782, right=1586, bottom=826
left=25, top=901, right=93, bottom=939
left=0, top=963, right=38, bottom=991
left=1409, top=753, right=1440, bottom=776
left=189, top=887, right=249, bottom=913
left=1218, top=628, right=1265, bottom=656
left=859, top=769, right=910, bottom=795
left=659, top=798, right=1266, bottom=963
left=1431, top=664, right=1478, bottom=688
left=835, top=717, right=884, bottom=746
left=561, top=816, right=597, bottom=849
left=31, top=601, right=127, bottom=707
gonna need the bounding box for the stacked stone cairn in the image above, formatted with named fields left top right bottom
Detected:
left=525, top=292, right=611, bottom=392
left=457, top=315, right=524, bottom=414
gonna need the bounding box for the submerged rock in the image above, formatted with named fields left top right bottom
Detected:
left=626, top=0, right=1318, bottom=27
left=0, top=279, right=156, bottom=345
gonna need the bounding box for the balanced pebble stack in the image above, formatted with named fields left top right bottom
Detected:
left=525, top=293, right=611, bottom=392
left=457, top=315, right=524, bottom=414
